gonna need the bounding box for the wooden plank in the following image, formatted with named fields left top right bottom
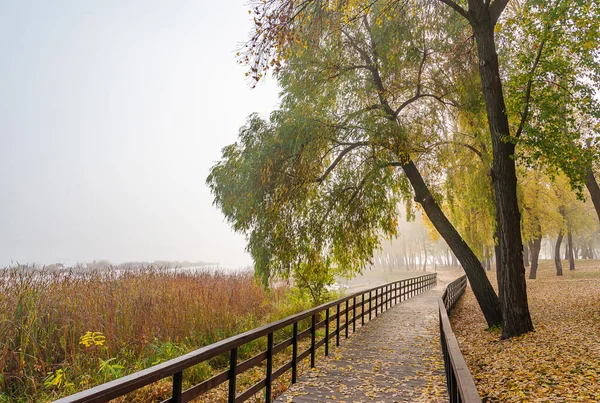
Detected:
left=235, top=379, right=266, bottom=403
left=272, top=361, right=293, bottom=381
left=178, top=370, right=229, bottom=403
left=236, top=351, right=267, bottom=375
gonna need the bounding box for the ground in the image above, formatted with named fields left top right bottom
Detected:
left=451, top=259, right=600, bottom=402
left=275, top=267, right=464, bottom=403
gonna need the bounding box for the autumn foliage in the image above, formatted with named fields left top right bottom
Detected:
left=451, top=260, right=600, bottom=402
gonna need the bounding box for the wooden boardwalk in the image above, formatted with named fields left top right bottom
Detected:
left=275, top=273, right=459, bottom=403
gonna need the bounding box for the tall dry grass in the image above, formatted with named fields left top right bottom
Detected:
left=0, top=267, right=304, bottom=402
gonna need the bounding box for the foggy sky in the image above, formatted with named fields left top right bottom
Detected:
left=0, top=1, right=280, bottom=268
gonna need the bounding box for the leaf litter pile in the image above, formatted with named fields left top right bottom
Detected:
left=451, top=260, right=600, bottom=402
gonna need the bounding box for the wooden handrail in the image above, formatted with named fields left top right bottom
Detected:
left=54, top=273, right=437, bottom=403
left=439, top=276, right=482, bottom=403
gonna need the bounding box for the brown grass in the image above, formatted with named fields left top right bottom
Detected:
left=0, top=267, right=310, bottom=402
left=451, top=259, right=600, bottom=402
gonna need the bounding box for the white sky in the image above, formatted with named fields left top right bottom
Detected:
left=0, top=1, right=281, bottom=268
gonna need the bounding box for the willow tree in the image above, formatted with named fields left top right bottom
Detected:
left=210, top=3, right=503, bottom=325
left=244, top=0, right=527, bottom=338
left=241, top=0, right=600, bottom=338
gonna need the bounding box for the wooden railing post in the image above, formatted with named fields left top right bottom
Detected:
left=292, top=322, right=298, bottom=384
left=336, top=303, right=340, bottom=347
left=361, top=294, right=365, bottom=326
left=345, top=300, right=349, bottom=338
left=369, top=290, right=372, bottom=321
left=352, top=296, right=356, bottom=332
left=383, top=285, right=390, bottom=311
left=265, top=332, right=273, bottom=403
left=384, top=285, right=388, bottom=310
left=172, top=371, right=183, bottom=403
left=310, top=314, right=316, bottom=368
left=228, top=347, right=238, bottom=403
left=325, top=308, right=330, bottom=356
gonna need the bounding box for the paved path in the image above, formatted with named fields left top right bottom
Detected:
left=276, top=269, right=462, bottom=403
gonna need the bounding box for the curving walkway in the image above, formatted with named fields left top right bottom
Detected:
left=275, top=269, right=462, bottom=403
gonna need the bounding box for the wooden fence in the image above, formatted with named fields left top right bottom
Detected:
left=438, top=275, right=482, bottom=403
left=54, top=273, right=437, bottom=403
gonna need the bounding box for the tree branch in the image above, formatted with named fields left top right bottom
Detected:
left=437, top=0, right=469, bottom=20
left=315, top=142, right=369, bottom=183
left=428, top=140, right=483, bottom=160
left=489, top=0, right=509, bottom=25
left=515, top=38, right=546, bottom=138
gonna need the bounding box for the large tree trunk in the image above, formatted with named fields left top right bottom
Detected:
left=402, top=161, right=502, bottom=326
left=523, top=243, right=530, bottom=267
left=555, top=230, right=564, bottom=276
left=567, top=230, right=575, bottom=271
left=469, top=7, right=534, bottom=338
left=585, top=167, right=600, bottom=224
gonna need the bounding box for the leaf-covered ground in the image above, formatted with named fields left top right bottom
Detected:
left=451, top=260, right=600, bottom=402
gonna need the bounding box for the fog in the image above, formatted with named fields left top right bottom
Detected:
left=0, top=1, right=280, bottom=268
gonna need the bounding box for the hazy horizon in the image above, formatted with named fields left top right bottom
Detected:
left=0, top=1, right=280, bottom=269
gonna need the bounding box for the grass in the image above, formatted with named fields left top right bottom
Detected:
left=0, top=266, right=318, bottom=402
left=451, top=259, right=600, bottom=402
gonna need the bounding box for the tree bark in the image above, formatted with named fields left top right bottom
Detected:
left=523, top=243, right=530, bottom=267
left=555, top=230, right=564, bottom=276
left=494, top=227, right=502, bottom=305
left=567, top=230, right=575, bottom=271
left=528, top=224, right=542, bottom=280
left=402, top=161, right=502, bottom=327
left=468, top=5, right=534, bottom=338
left=585, top=167, right=600, bottom=224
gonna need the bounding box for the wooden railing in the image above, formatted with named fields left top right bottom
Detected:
left=438, top=275, right=482, bottom=403
left=54, top=273, right=437, bottom=403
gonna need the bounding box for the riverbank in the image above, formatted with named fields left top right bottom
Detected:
left=0, top=267, right=312, bottom=402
